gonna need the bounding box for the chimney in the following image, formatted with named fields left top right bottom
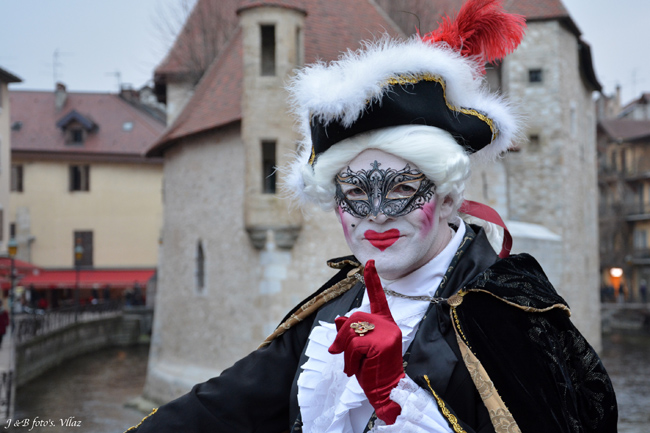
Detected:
left=119, top=84, right=138, bottom=102
left=55, top=82, right=67, bottom=111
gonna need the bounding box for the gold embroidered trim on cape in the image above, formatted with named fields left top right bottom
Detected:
left=423, top=375, right=467, bottom=433
left=124, top=408, right=158, bottom=432
left=327, top=258, right=361, bottom=269
left=451, top=311, right=521, bottom=433
left=465, top=288, right=572, bottom=316
left=258, top=265, right=363, bottom=348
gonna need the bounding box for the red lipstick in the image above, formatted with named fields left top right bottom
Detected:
left=364, top=229, right=401, bottom=251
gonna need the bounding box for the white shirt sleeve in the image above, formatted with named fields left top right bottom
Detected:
left=369, top=376, right=454, bottom=433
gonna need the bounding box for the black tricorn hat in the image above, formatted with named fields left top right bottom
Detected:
left=309, top=75, right=496, bottom=164
left=286, top=0, right=525, bottom=199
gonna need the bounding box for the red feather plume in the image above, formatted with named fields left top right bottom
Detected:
left=420, top=0, right=526, bottom=73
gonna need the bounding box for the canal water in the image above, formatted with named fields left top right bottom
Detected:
left=600, top=333, right=650, bottom=432
left=10, top=335, right=650, bottom=432
left=12, top=345, right=149, bottom=433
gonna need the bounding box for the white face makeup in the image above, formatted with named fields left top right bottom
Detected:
left=335, top=149, right=453, bottom=280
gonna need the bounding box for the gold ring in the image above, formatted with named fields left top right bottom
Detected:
left=350, top=321, right=375, bottom=336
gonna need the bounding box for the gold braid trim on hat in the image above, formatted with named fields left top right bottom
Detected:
left=258, top=265, right=363, bottom=348
left=307, top=73, right=497, bottom=165
left=383, top=73, right=497, bottom=139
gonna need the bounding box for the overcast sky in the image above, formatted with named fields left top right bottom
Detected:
left=1, top=0, right=648, bottom=104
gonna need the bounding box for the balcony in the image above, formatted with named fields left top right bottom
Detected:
left=631, top=248, right=650, bottom=265
left=626, top=202, right=650, bottom=221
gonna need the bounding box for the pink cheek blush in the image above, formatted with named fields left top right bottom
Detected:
left=419, top=201, right=437, bottom=238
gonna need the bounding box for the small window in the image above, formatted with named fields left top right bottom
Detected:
left=11, top=165, right=23, bottom=192
left=295, top=26, right=303, bottom=67
left=73, top=231, right=93, bottom=267
left=69, top=165, right=90, bottom=192
left=528, top=68, right=543, bottom=83
left=621, top=149, right=627, bottom=174
left=71, top=128, right=84, bottom=144
left=634, top=229, right=647, bottom=250
left=485, top=63, right=501, bottom=91
left=262, top=140, right=276, bottom=194
left=261, top=25, right=276, bottom=76
left=529, top=134, right=540, bottom=151
left=122, top=121, right=134, bottom=132
left=196, top=240, right=205, bottom=293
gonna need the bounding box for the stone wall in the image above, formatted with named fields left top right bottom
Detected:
left=498, top=20, right=601, bottom=347
left=15, top=312, right=149, bottom=386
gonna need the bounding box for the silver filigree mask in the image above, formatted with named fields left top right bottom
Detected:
left=334, top=161, right=436, bottom=218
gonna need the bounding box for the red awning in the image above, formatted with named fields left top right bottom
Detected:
left=0, top=257, right=42, bottom=290
left=0, top=257, right=41, bottom=276
left=17, top=268, right=155, bottom=290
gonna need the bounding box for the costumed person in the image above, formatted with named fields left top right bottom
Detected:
left=126, top=0, right=617, bottom=432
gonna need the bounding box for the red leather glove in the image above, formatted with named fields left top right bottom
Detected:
left=328, top=260, right=405, bottom=425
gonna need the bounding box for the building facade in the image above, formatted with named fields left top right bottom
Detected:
left=598, top=116, right=650, bottom=301
left=8, top=85, right=165, bottom=303
left=0, top=67, right=21, bottom=255
left=141, top=0, right=603, bottom=405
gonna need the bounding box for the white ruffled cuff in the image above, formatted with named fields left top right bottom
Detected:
left=369, top=376, right=454, bottom=433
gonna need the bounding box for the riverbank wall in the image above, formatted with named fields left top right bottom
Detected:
left=15, top=308, right=152, bottom=386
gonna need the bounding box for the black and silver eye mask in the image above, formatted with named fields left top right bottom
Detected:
left=335, top=161, right=435, bottom=218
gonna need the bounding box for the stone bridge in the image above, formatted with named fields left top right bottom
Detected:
left=601, top=302, right=650, bottom=334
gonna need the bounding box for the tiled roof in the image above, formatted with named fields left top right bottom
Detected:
left=149, top=0, right=402, bottom=155
left=151, top=0, right=587, bottom=154
left=600, top=119, right=650, bottom=142
left=10, top=91, right=165, bottom=158
left=621, top=92, right=650, bottom=110
left=377, top=0, right=575, bottom=37
left=502, top=0, right=570, bottom=21
left=155, top=0, right=241, bottom=77
left=152, top=28, right=244, bottom=152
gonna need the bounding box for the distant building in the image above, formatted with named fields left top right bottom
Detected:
left=8, top=84, right=165, bottom=305
left=0, top=67, right=21, bottom=254
left=141, top=0, right=603, bottom=404
left=597, top=115, right=650, bottom=301
left=618, top=93, right=650, bottom=121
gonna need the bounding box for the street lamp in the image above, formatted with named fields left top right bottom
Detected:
left=7, top=238, right=17, bottom=330
left=74, top=241, right=84, bottom=322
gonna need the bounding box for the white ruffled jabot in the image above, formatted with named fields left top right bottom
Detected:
left=297, top=222, right=465, bottom=433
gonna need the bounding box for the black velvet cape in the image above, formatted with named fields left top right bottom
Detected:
left=127, top=226, right=617, bottom=433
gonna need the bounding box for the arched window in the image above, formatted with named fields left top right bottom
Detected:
left=196, top=240, right=205, bottom=293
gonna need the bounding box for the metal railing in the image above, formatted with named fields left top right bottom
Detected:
left=0, top=371, right=12, bottom=420
left=13, top=301, right=122, bottom=345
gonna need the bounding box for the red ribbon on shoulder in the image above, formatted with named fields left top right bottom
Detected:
left=459, top=200, right=512, bottom=258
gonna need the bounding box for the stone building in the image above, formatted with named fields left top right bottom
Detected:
left=141, top=0, right=603, bottom=404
